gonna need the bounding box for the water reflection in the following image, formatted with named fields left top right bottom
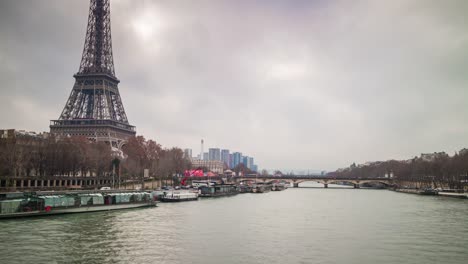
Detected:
left=0, top=189, right=467, bottom=264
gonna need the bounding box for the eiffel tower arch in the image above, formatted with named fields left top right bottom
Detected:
left=50, top=0, right=136, bottom=148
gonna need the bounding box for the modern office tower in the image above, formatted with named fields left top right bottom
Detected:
left=228, top=153, right=234, bottom=168
left=232, top=152, right=242, bottom=168
left=248, top=157, right=254, bottom=169
left=251, top=165, right=258, bottom=172
left=242, top=156, right=248, bottom=167
left=221, top=149, right=230, bottom=166
left=208, top=148, right=221, bottom=161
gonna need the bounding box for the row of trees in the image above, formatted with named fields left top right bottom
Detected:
left=121, top=136, right=191, bottom=185
left=0, top=136, right=111, bottom=177
left=0, top=135, right=191, bottom=185
left=331, top=150, right=468, bottom=189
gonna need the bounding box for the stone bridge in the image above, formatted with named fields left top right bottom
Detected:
left=233, top=175, right=393, bottom=188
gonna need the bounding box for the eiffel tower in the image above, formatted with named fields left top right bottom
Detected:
left=50, top=0, right=136, bottom=148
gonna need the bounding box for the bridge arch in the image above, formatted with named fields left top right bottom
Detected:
left=358, top=180, right=391, bottom=186
left=233, top=176, right=392, bottom=189
left=295, top=179, right=358, bottom=188
left=325, top=180, right=358, bottom=185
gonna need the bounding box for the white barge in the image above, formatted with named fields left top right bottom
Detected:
left=159, top=191, right=199, bottom=202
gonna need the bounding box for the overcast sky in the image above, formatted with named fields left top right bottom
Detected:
left=0, top=0, right=467, bottom=171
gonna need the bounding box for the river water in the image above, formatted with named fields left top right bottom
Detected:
left=0, top=183, right=467, bottom=264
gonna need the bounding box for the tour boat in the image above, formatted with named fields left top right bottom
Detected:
left=159, top=191, right=199, bottom=202
left=0, top=190, right=157, bottom=219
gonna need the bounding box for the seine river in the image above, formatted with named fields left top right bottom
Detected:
left=0, top=183, right=467, bottom=264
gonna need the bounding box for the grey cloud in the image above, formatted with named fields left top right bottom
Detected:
left=1, top=0, right=467, bottom=170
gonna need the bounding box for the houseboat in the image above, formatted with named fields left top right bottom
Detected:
left=199, top=184, right=239, bottom=197
left=159, top=191, right=199, bottom=202
left=239, top=185, right=253, bottom=193
left=253, top=183, right=272, bottom=193
left=272, top=182, right=287, bottom=191
left=0, top=190, right=157, bottom=219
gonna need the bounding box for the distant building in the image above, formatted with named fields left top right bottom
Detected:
left=248, top=157, right=254, bottom=170
left=242, top=156, right=248, bottom=168
left=241, top=156, right=254, bottom=169
left=203, top=152, right=209, bottom=161
left=221, top=149, right=230, bottom=166
left=359, top=161, right=382, bottom=168
left=1, top=129, right=50, bottom=140
left=208, top=148, right=221, bottom=161
left=232, top=152, right=242, bottom=168
left=251, top=165, right=258, bottom=172
left=0, top=129, right=50, bottom=177
left=420, top=152, right=449, bottom=162
left=460, top=149, right=468, bottom=156
left=191, top=159, right=224, bottom=174
left=184, top=148, right=192, bottom=159
left=228, top=153, right=234, bottom=168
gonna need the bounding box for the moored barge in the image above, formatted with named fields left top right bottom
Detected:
left=160, top=191, right=199, bottom=202
left=0, top=190, right=157, bottom=219
left=253, top=183, right=272, bottom=193
left=239, top=185, right=253, bottom=193
left=272, top=182, right=287, bottom=191
left=199, top=184, right=239, bottom=197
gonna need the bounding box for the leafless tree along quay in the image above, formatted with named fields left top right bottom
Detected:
left=0, top=134, right=191, bottom=189
left=121, top=136, right=191, bottom=187
left=331, top=150, right=468, bottom=190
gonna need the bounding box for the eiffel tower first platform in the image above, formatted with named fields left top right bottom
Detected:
left=50, top=0, right=136, bottom=148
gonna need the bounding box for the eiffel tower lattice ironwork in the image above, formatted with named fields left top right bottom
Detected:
left=50, top=0, right=136, bottom=148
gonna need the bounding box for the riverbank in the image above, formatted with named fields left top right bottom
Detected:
left=438, top=192, right=468, bottom=199
left=394, top=188, right=467, bottom=199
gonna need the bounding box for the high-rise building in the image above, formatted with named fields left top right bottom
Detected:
left=228, top=153, right=234, bottom=168
left=184, top=148, right=192, bottom=159
left=251, top=165, right=258, bottom=172
left=241, top=156, right=254, bottom=169
left=221, top=149, right=230, bottom=166
left=242, top=156, right=248, bottom=167
left=248, top=157, right=254, bottom=170
left=232, top=152, right=242, bottom=168
left=203, top=152, right=209, bottom=161
left=208, top=148, right=221, bottom=161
